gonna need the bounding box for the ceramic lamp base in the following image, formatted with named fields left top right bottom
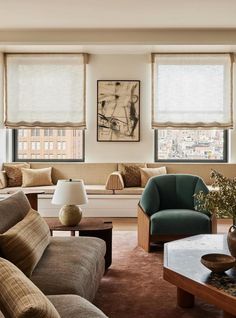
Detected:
left=59, top=205, right=82, bottom=226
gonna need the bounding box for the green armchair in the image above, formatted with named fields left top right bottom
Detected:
left=138, top=174, right=216, bottom=252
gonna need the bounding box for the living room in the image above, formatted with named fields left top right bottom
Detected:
left=0, top=1, right=236, bottom=318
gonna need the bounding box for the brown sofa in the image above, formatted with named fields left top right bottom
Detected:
left=0, top=191, right=107, bottom=317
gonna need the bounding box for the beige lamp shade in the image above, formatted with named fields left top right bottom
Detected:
left=52, top=179, right=88, bottom=206
left=51, top=179, right=88, bottom=226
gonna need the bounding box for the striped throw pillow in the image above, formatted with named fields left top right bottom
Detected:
left=0, top=208, right=50, bottom=277
left=0, top=257, right=60, bottom=318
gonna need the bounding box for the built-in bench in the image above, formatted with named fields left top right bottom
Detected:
left=0, top=162, right=236, bottom=217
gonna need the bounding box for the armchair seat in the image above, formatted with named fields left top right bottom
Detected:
left=138, top=174, right=217, bottom=252
left=150, top=209, right=211, bottom=235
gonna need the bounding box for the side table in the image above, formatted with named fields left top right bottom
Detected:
left=44, top=217, right=113, bottom=270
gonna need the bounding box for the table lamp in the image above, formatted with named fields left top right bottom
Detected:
left=52, top=179, right=88, bottom=226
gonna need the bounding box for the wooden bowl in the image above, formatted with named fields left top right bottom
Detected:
left=201, top=253, right=236, bottom=273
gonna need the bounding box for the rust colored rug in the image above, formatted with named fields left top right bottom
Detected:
left=94, top=231, right=221, bottom=318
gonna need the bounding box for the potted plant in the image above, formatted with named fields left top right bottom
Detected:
left=195, top=169, right=236, bottom=257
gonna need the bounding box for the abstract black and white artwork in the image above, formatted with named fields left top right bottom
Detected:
left=97, top=80, right=140, bottom=142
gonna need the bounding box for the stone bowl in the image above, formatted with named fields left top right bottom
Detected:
left=201, top=253, right=236, bottom=273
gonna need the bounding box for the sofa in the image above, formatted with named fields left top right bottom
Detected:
left=0, top=191, right=107, bottom=317
left=1, top=162, right=236, bottom=217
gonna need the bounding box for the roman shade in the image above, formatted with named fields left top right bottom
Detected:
left=152, top=53, right=234, bottom=129
left=4, top=53, right=87, bottom=129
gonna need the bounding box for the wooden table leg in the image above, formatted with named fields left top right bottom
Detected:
left=70, top=230, right=76, bottom=236
left=177, top=287, right=195, bottom=308
left=223, top=311, right=236, bottom=318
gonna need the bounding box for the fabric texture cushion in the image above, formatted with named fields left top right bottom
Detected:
left=0, top=171, right=7, bottom=189
left=0, top=191, right=31, bottom=234
left=150, top=209, right=211, bottom=235
left=119, top=163, right=146, bottom=187
left=48, top=295, right=108, bottom=318
left=140, top=166, right=167, bottom=187
left=31, top=236, right=106, bottom=301
left=4, top=163, right=30, bottom=187
left=0, top=257, right=60, bottom=318
left=21, top=167, right=53, bottom=187
left=0, top=208, right=50, bottom=277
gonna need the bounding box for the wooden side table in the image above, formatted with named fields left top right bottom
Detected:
left=44, top=217, right=113, bottom=270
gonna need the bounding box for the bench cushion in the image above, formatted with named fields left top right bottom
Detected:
left=31, top=237, right=106, bottom=301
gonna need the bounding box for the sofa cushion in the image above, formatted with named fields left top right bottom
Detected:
left=31, top=236, right=106, bottom=301
left=48, top=294, right=108, bottom=318
left=0, top=258, right=60, bottom=318
left=0, top=191, right=30, bottom=234
left=0, top=208, right=50, bottom=277
left=22, top=167, right=53, bottom=187
left=4, top=163, right=30, bottom=187
left=140, top=166, right=167, bottom=187
left=150, top=209, right=211, bottom=235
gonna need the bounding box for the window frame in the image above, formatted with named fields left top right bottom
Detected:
left=154, top=129, right=228, bottom=163
left=12, top=129, right=85, bottom=162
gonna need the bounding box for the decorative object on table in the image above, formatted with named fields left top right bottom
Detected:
left=201, top=253, right=236, bottom=273
left=97, top=80, right=140, bottom=142
left=195, top=170, right=236, bottom=257
left=52, top=179, right=88, bottom=226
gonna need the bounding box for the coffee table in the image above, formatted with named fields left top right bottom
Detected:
left=44, top=217, right=112, bottom=270
left=164, top=234, right=236, bottom=318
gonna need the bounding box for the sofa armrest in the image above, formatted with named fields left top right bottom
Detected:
left=105, top=171, right=124, bottom=191
left=0, top=171, right=7, bottom=189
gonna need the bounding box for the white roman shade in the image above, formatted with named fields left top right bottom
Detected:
left=152, top=53, right=233, bottom=129
left=4, top=53, right=87, bottom=129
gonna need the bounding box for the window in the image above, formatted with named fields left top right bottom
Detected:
left=152, top=53, right=233, bottom=129
left=155, top=129, right=227, bottom=162
left=44, top=129, right=53, bottom=137
left=13, top=129, right=84, bottom=161
left=31, top=128, right=40, bottom=137
left=5, top=53, right=87, bottom=129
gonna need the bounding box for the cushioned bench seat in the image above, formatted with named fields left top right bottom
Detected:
left=31, top=236, right=106, bottom=301
left=0, top=184, right=114, bottom=195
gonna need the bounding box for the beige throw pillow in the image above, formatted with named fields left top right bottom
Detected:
left=119, top=163, right=146, bottom=187
left=21, top=167, right=53, bottom=187
left=0, top=257, right=60, bottom=318
left=0, top=208, right=50, bottom=277
left=4, top=163, right=30, bottom=187
left=140, top=167, right=167, bottom=187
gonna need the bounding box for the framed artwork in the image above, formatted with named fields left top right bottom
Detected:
left=97, top=80, right=140, bottom=142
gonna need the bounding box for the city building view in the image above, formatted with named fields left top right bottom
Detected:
left=16, top=128, right=83, bottom=160
left=157, top=129, right=225, bottom=161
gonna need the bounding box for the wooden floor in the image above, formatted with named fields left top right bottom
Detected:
left=101, top=217, right=232, bottom=233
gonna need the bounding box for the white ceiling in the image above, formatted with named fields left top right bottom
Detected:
left=0, top=0, right=236, bottom=29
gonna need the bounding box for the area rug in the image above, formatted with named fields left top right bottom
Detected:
left=94, top=231, right=221, bottom=318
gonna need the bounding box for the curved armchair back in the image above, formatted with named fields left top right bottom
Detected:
left=139, top=174, right=209, bottom=217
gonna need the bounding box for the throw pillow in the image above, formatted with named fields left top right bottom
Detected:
left=21, top=167, right=53, bottom=187
left=0, top=171, right=7, bottom=189
left=0, top=257, right=60, bottom=318
left=4, top=163, right=30, bottom=187
left=140, top=167, right=167, bottom=187
left=0, top=208, right=50, bottom=277
left=119, top=163, right=147, bottom=187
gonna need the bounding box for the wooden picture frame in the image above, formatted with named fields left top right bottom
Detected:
left=97, top=80, right=140, bottom=142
